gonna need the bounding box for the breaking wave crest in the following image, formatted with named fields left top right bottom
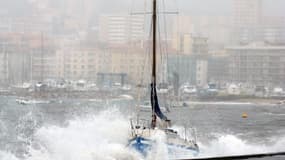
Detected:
left=1, top=108, right=285, bottom=160
left=27, top=108, right=141, bottom=160
left=0, top=151, right=19, bottom=160
left=198, top=134, right=285, bottom=158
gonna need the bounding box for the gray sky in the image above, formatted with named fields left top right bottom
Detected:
left=177, top=0, right=285, bottom=16
left=0, top=0, right=284, bottom=17
left=94, top=0, right=285, bottom=16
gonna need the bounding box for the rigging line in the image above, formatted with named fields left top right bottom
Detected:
left=162, top=0, right=170, bottom=80
left=140, top=0, right=150, bottom=86
left=156, top=1, right=164, bottom=83
left=158, top=0, right=169, bottom=82
left=138, top=13, right=153, bottom=106
left=140, top=18, right=153, bottom=95
left=130, top=0, right=140, bottom=113
left=131, top=0, right=148, bottom=104
left=157, top=5, right=163, bottom=75
left=174, top=7, right=180, bottom=86
left=161, top=0, right=167, bottom=82
left=157, top=14, right=165, bottom=84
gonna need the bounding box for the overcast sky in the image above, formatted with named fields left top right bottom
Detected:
left=177, top=0, right=285, bottom=16
left=0, top=0, right=284, bottom=17
left=95, top=0, right=285, bottom=16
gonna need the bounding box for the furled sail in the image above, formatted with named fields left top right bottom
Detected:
left=150, top=83, right=168, bottom=121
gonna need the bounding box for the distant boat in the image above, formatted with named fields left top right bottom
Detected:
left=16, top=98, right=50, bottom=105
left=121, top=84, right=132, bottom=91
left=118, top=94, right=134, bottom=100
left=181, top=84, right=197, bottom=95
left=157, top=83, right=171, bottom=94
left=128, top=0, right=199, bottom=157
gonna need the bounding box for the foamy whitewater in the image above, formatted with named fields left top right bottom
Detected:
left=1, top=108, right=285, bottom=160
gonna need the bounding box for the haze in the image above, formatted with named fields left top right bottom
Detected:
left=1, top=0, right=284, bottom=16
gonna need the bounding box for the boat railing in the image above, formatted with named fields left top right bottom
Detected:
left=130, top=118, right=151, bottom=137
left=184, top=127, right=198, bottom=144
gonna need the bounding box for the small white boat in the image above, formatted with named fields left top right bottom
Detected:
left=118, top=94, right=134, bottom=100
left=16, top=98, right=50, bottom=105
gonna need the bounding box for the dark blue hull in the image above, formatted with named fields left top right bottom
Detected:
left=129, top=136, right=199, bottom=157
left=129, top=137, right=152, bottom=156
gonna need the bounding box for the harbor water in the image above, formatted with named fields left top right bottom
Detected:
left=0, top=95, right=285, bottom=160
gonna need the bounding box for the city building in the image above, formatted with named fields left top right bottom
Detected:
left=175, top=33, right=209, bottom=56
left=0, top=33, right=33, bottom=85
left=29, top=33, right=57, bottom=82
left=208, top=54, right=229, bottom=87
left=261, top=16, right=285, bottom=45
left=167, top=54, right=210, bottom=88
left=233, top=0, right=262, bottom=43
left=98, top=15, right=145, bottom=45
left=234, top=0, right=262, bottom=28
left=172, top=15, right=231, bottom=51
left=227, top=43, right=285, bottom=88
left=109, top=47, right=146, bottom=83
left=56, top=47, right=109, bottom=81
left=196, top=60, right=208, bottom=87
left=0, top=16, right=53, bottom=34
left=0, top=50, right=8, bottom=85
left=0, top=32, right=59, bottom=85
left=167, top=54, right=196, bottom=86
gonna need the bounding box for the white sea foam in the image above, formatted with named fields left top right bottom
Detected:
left=1, top=108, right=285, bottom=160
left=0, top=151, right=19, bottom=160
left=147, top=130, right=168, bottom=160
left=26, top=108, right=141, bottom=160
left=196, top=134, right=285, bottom=159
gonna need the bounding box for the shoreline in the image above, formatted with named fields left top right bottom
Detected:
left=1, top=90, right=285, bottom=106
left=186, top=97, right=285, bottom=106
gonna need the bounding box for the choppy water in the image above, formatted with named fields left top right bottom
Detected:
left=0, top=95, right=285, bottom=160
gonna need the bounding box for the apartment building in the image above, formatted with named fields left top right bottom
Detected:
left=98, top=15, right=145, bottom=45
left=56, top=47, right=110, bottom=81
left=227, top=43, right=285, bottom=87
left=109, top=47, right=146, bottom=83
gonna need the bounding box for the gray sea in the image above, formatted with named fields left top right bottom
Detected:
left=0, top=95, right=285, bottom=160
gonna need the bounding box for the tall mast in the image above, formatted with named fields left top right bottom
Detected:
left=152, top=0, right=157, bottom=84
left=151, top=0, right=157, bottom=128
left=150, top=0, right=169, bottom=129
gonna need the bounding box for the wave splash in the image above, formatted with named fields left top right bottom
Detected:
left=1, top=108, right=285, bottom=160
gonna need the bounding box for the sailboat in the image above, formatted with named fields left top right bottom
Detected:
left=128, top=0, right=199, bottom=157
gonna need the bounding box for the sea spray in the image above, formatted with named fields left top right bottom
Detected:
left=146, top=130, right=168, bottom=160
left=1, top=108, right=285, bottom=160
left=164, top=125, right=285, bottom=159
left=0, top=151, right=19, bottom=160
left=198, top=134, right=285, bottom=158
left=26, top=108, right=141, bottom=160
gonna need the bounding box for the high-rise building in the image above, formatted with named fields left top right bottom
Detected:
left=0, top=47, right=8, bottom=85
left=98, top=15, right=145, bottom=45
left=262, top=16, right=285, bottom=45
left=233, top=0, right=262, bottom=43
left=234, top=0, right=262, bottom=27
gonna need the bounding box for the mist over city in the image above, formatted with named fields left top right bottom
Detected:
left=0, top=1, right=285, bottom=160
